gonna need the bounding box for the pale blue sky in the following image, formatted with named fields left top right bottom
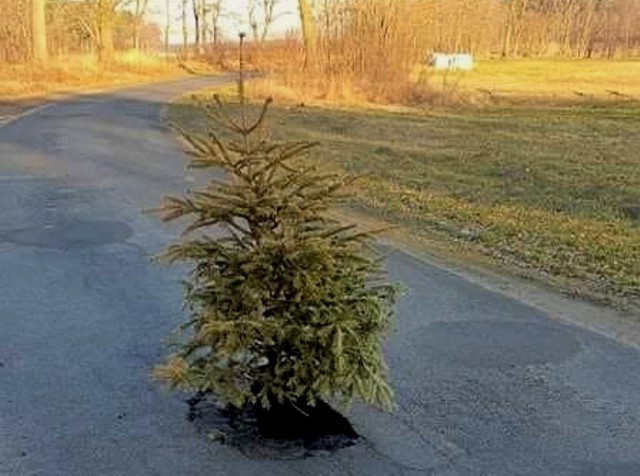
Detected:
left=148, top=0, right=300, bottom=42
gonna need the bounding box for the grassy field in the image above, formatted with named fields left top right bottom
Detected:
left=166, top=61, right=640, bottom=306
left=430, top=58, right=640, bottom=103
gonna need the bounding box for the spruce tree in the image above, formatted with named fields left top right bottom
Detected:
left=154, top=87, right=399, bottom=417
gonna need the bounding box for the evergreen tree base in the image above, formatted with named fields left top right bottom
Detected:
left=254, top=399, right=359, bottom=441
left=187, top=393, right=359, bottom=459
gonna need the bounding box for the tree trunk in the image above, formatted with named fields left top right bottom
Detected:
left=199, top=0, right=207, bottom=50
left=97, top=0, right=115, bottom=65
left=192, top=0, right=201, bottom=54
left=133, top=21, right=141, bottom=50
left=32, top=0, right=48, bottom=62
left=133, top=0, right=149, bottom=51
left=182, top=0, right=189, bottom=58
left=165, top=0, right=171, bottom=55
left=99, top=21, right=115, bottom=65
left=298, top=0, right=316, bottom=67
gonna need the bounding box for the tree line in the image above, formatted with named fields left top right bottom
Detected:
left=3, top=0, right=638, bottom=67
left=176, top=0, right=640, bottom=68
left=410, top=0, right=640, bottom=58
left=290, top=0, right=640, bottom=92
left=0, top=0, right=161, bottom=64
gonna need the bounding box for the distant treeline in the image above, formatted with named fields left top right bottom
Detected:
left=406, top=0, right=640, bottom=58
left=0, top=0, right=161, bottom=63
left=3, top=0, right=638, bottom=65
left=293, top=0, right=640, bottom=86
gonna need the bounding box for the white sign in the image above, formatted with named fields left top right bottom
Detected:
left=430, top=53, right=474, bottom=71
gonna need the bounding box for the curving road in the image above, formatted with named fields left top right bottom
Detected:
left=1, top=77, right=640, bottom=476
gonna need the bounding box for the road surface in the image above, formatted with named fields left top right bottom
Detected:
left=1, top=77, right=639, bottom=476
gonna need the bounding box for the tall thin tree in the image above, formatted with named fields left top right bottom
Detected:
left=165, top=0, right=171, bottom=54
left=32, top=0, right=48, bottom=62
left=132, top=0, right=150, bottom=50
left=182, top=0, right=189, bottom=58
left=298, top=0, right=316, bottom=66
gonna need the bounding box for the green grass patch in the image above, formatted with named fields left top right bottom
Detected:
left=166, top=93, right=640, bottom=305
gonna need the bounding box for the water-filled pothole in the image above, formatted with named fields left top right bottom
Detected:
left=2, top=220, right=133, bottom=249
left=187, top=392, right=359, bottom=460
left=413, top=320, right=581, bottom=368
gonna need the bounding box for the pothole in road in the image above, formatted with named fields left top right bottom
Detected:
left=414, top=320, right=581, bottom=368
left=2, top=220, right=133, bottom=249
left=186, top=392, right=359, bottom=460
left=578, top=461, right=640, bottom=476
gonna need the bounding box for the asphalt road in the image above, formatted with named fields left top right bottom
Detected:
left=1, top=76, right=640, bottom=476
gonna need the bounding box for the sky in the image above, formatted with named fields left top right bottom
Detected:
left=148, top=0, right=301, bottom=43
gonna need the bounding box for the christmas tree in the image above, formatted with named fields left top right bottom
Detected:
left=154, top=68, right=399, bottom=427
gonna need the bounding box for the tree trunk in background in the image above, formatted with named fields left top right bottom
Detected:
left=211, top=0, right=223, bottom=46
left=199, top=0, right=207, bottom=49
left=32, top=0, right=48, bottom=62
left=165, top=0, right=171, bottom=54
left=133, top=0, right=150, bottom=51
left=97, top=0, right=115, bottom=65
left=98, top=19, right=115, bottom=65
left=212, top=15, right=219, bottom=46
left=298, top=0, right=316, bottom=67
left=182, top=0, right=189, bottom=58
left=192, top=0, right=201, bottom=53
left=501, top=0, right=528, bottom=57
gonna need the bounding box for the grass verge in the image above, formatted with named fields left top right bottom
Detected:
left=0, top=52, right=217, bottom=102
left=165, top=87, right=639, bottom=307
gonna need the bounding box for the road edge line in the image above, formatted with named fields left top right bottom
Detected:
left=0, top=103, right=56, bottom=130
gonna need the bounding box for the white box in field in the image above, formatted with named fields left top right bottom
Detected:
left=430, top=53, right=474, bottom=71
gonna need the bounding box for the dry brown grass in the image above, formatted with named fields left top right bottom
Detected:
left=243, top=41, right=441, bottom=109
left=0, top=51, right=203, bottom=101
left=240, top=0, right=434, bottom=109
left=247, top=72, right=446, bottom=109
left=244, top=54, right=640, bottom=109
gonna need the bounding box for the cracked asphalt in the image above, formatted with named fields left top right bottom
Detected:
left=1, top=76, right=640, bottom=476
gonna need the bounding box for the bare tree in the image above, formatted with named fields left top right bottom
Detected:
left=182, top=0, right=189, bottom=57
left=210, top=0, right=224, bottom=46
left=165, top=0, right=171, bottom=53
left=72, top=0, right=130, bottom=64
left=132, top=0, right=151, bottom=50
left=95, top=0, right=116, bottom=64
left=192, top=0, right=201, bottom=51
left=32, top=0, right=48, bottom=61
left=502, top=0, right=530, bottom=57
left=298, top=0, right=316, bottom=64
left=200, top=0, right=208, bottom=46
left=248, top=0, right=281, bottom=42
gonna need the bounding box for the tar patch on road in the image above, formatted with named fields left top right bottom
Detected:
left=2, top=220, right=133, bottom=250
left=186, top=393, right=359, bottom=460
left=415, top=320, right=581, bottom=368
left=579, top=461, right=640, bottom=476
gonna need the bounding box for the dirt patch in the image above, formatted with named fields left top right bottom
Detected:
left=186, top=392, right=359, bottom=459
